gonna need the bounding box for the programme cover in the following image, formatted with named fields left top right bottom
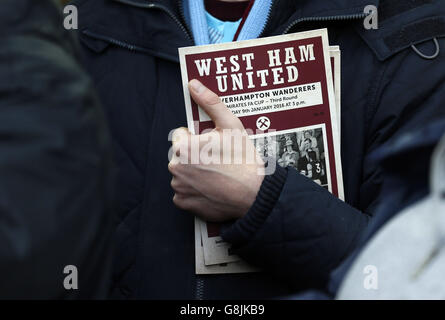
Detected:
left=178, top=29, right=343, bottom=273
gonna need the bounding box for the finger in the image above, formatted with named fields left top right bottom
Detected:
left=171, top=127, right=193, bottom=162
left=172, top=194, right=232, bottom=222
left=171, top=176, right=201, bottom=196
left=172, top=127, right=190, bottom=144
left=188, top=79, right=244, bottom=130
left=172, top=193, right=202, bottom=212
left=172, top=127, right=191, bottom=152
left=172, top=194, right=215, bottom=220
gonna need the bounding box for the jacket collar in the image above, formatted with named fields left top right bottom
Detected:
left=263, top=0, right=379, bottom=36
left=81, top=0, right=444, bottom=63
left=109, top=0, right=378, bottom=35
left=109, top=0, right=376, bottom=15
left=96, top=0, right=377, bottom=57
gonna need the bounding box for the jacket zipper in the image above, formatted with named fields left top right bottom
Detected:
left=281, top=13, right=368, bottom=35
left=82, top=0, right=193, bottom=57
left=112, top=0, right=193, bottom=41
left=195, top=277, right=204, bottom=300
left=90, top=1, right=367, bottom=55
left=178, top=0, right=192, bottom=41
left=83, top=30, right=139, bottom=51
left=258, top=0, right=276, bottom=38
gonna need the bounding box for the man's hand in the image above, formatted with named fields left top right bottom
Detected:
left=168, top=79, right=265, bottom=222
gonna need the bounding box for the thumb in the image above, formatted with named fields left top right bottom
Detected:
left=188, top=79, right=243, bottom=130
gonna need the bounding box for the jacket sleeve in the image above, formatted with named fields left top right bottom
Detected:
left=222, top=37, right=445, bottom=289
left=0, top=0, right=114, bottom=299
left=222, top=165, right=368, bottom=288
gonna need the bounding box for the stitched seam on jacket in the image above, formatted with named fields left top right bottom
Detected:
left=363, top=60, right=393, bottom=149
left=132, top=57, right=161, bottom=298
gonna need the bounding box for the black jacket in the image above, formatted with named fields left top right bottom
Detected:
left=73, top=0, right=445, bottom=299
left=0, top=0, right=114, bottom=299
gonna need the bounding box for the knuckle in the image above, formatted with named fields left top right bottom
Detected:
left=170, top=177, right=179, bottom=190
left=172, top=194, right=180, bottom=207
left=169, top=161, right=186, bottom=174
left=168, top=161, right=177, bottom=173
left=173, top=194, right=188, bottom=210
left=172, top=128, right=190, bottom=150
left=172, top=127, right=188, bottom=140
left=174, top=140, right=191, bottom=159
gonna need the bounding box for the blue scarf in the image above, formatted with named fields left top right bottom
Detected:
left=183, top=0, right=273, bottom=46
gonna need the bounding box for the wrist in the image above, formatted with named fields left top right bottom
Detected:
left=222, top=163, right=288, bottom=245
left=241, top=164, right=265, bottom=218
